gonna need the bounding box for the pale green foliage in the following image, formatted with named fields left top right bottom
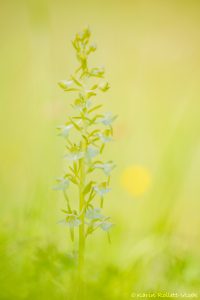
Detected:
left=56, top=27, right=117, bottom=245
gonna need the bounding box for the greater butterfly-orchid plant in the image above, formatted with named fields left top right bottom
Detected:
left=54, top=27, right=117, bottom=275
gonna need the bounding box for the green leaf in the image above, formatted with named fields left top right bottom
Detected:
left=86, top=225, right=94, bottom=236
left=82, top=135, right=88, bottom=144
left=90, top=83, right=98, bottom=90
left=66, top=174, right=78, bottom=185
left=89, top=129, right=100, bottom=137
left=87, top=189, right=96, bottom=203
left=69, top=166, right=74, bottom=174
left=83, top=181, right=95, bottom=196
left=91, top=137, right=100, bottom=144
left=87, top=166, right=95, bottom=174
left=71, top=39, right=79, bottom=51
left=61, top=209, right=68, bottom=214
left=72, top=116, right=82, bottom=120
left=71, top=75, right=83, bottom=87
left=73, top=161, right=78, bottom=175
left=100, top=143, right=105, bottom=153
left=88, top=104, right=103, bottom=114
left=69, top=118, right=82, bottom=131
left=86, top=203, right=93, bottom=210
left=85, top=90, right=97, bottom=98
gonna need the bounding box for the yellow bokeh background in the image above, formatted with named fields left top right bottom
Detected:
left=0, top=0, right=200, bottom=299
left=121, top=166, right=151, bottom=197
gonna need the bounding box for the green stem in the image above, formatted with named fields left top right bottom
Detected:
left=78, top=143, right=85, bottom=279
left=100, top=197, right=104, bottom=208
left=63, top=190, right=72, bottom=212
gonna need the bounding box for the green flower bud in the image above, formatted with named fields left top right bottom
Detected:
left=99, top=81, right=110, bottom=92
left=82, top=26, right=91, bottom=40
left=90, top=67, right=105, bottom=78
left=87, top=42, right=97, bottom=54
left=76, top=26, right=91, bottom=42
left=58, top=80, right=73, bottom=90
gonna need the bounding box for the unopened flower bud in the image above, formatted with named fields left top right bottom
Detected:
left=99, top=81, right=110, bottom=92
left=58, top=80, right=73, bottom=90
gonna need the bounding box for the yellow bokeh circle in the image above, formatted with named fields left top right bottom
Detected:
left=121, top=165, right=151, bottom=197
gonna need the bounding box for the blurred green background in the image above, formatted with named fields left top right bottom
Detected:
left=1, top=0, right=200, bottom=299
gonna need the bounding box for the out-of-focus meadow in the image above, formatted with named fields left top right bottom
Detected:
left=1, top=0, right=200, bottom=299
